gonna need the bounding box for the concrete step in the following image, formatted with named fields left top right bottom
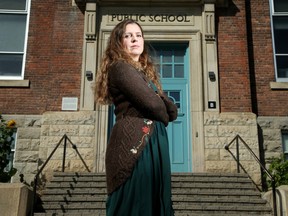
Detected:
left=35, top=213, right=272, bottom=216
left=34, top=172, right=272, bottom=216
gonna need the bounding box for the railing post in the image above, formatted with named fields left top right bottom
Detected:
left=62, top=135, right=67, bottom=172
left=30, top=175, right=38, bottom=216
left=225, top=134, right=278, bottom=215
left=272, top=180, right=277, bottom=216
left=236, top=135, right=240, bottom=173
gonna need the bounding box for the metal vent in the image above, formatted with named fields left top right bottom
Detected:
left=62, top=97, right=78, bottom=111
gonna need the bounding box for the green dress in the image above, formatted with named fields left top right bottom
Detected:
left=106, top=121, right=174, bottom=216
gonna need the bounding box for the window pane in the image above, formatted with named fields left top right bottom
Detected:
left=175, top=65, right=184, bottom=78
left=163, top=50, right=172, bottom=62
left=0, top=14, right=27, bottom=52
left=170, top=91, right=180, bottom=102
left=10, top=132, right=17, bottom=150
left=162, top=65, right=172, bottom=78
left=273, top=0, right=288, bottom=12
left=276, top=56, right=288, bottom=78
left=273, top=17, right=288, bottom=54
left=0, top=0, right=26, bottom=10
left=282, top=132, right=288, bottom=160
left=283, top=134, right=288, bottom=151
left=165, top=91, right=181, bottom=108
left=174, top=50, right=185, bottom=63
left=0, top=54, right=23, bottom=76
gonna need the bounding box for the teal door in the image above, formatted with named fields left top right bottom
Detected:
left=150, top=42, right=191, bottom=172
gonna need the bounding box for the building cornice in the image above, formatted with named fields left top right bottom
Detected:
left=75, top=0, right=228, bottom=7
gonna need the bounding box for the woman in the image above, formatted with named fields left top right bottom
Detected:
left=95, top=19, right=177, bottom=216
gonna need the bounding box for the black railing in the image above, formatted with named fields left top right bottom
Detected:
left=224, top=134, right=277, bottom=216
left=30, top=134, right=91, bottom=216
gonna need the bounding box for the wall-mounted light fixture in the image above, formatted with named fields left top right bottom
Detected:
left=208, top=71, right=216, bottom=82
left=85, top=71, right=93, bottom=81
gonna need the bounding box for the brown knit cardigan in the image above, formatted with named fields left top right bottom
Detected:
left=105, top=60, right=178, bottom=195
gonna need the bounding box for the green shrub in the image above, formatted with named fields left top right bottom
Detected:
left=0, top=114, right=17, bottom=182
left=266, top=155, right=288, bottom=188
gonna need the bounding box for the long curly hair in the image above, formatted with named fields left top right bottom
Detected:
left=95, top=19, right=162, bottom=105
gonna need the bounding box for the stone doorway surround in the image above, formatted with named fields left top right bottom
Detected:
left=79, top=0, right=223, bottom=173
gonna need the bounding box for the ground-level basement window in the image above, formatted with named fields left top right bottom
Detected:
left=5, top=131, right=17, bottom=178
left=282, top=131, right=288, bottom=160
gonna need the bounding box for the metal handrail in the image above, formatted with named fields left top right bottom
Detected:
left=224, top=135, right=277, bottom=216
left=30, top=134, right=91, bottom=216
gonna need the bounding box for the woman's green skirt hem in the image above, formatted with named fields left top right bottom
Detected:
left=106, top=121, right=174, bottom=216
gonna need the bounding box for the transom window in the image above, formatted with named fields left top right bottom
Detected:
left=0, top=0, right=30, bottom=80
left=270, top=0, right=288, bottom=82
left=150, top=43, right=187, bottom=79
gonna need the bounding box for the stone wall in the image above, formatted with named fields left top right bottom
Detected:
left=258, top=116, right=288, bottom=160
left=6, top=111, right=98, bottom=185
left=39, top=111, right=97, bottom=182
left=0, top=183, right=32, bottom=216
left=203, top=112, right=261, bottom=184
left=8, top=111, right=280, bottom=187
left=4, top=115, right=42, bottom=185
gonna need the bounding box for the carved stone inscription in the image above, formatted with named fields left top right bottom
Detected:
left=110, top=14, right=191, bottom=23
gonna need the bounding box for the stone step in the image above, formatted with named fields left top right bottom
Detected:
left=38, top=202, right=272, bottom=212
left=45, top=181, right=255, bottom=190
left=173, top=203, right=272, bottom=212
left=34, top=213, right=272, bottom=216
left=41, top=203, right=106, bottom=211
left=36, top=203, right=272, bottom=215
left=34, top=172, right=272, bottom=216
left=42, top=188, right=260, bottom=198
left=34, top=211, right=105, bottom=216
left=42, top=188, right=107, bottom=195
left=175, top=212, right=272, bottom=216
left=41, top=194, right=265, bottom=203
left=40, top=195, right=106, bottom=202
left=172, top=196, right=267, bottom=205
left=172, top=188, right=260, bottom=195
left=50, top=172, right=250, bottom=181
left=46, top=181, right=107, bottom=188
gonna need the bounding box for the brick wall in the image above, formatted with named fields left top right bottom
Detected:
left=250, top=0, right=288, bottom=116
left=216, top=0, right=252, bottom=113
left=217, top=0, right=288, bottom=116
left=2, top=0, right=287, bottom=117
left=0, top=0, right=85, bottom=114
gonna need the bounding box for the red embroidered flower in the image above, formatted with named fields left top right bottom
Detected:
left=142, top=126, right=150, bottom=134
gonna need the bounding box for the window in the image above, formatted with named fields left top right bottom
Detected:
left=270, top=0, right=288, bottom=82
left=0, top=0, right=30, bottom=80
left=282, top=131, right=288, bottom=160
left=5, top=131, right=17, bottom=178
left=150, top=43, right=187, bottom=79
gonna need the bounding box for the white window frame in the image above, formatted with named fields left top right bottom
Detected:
left=269, top=0, right=288, bottom=82
left=0, top=0, right=31, bottom=80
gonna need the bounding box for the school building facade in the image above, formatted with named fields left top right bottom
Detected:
left=0, top=0, right=287, bottom=187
